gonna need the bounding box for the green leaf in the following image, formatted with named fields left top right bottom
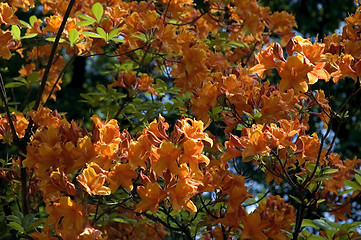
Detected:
left=29, top=16, right=37, bottom=26
left=312, top=219, right=331, bottom=230
left=110, top=38, right=124, bottom=43
left=325, top=229, right=337, bottom=239
left=5, top=82, right=25, bottom=88
left=132, top=33, right=147, bottom=42
left=8, top=222, right=24, bottom=233
left=323, top=168, right=339, bottom=175
left=7, top=215, right=21, bottom=224
left=344, top=180, right=361, bottom=191
left=69, top=28, right=79, bottom=46
left=307, top=235, right=326, bottom=240
left=227, top=41, right=249, bottom=48
left=22, top=214, right=35, bottom=232
left=82, top=32, right=102, bottom=38
left=22, top=33, right=37, bottom=39
left=20, top=20, right=31, bottom=28
left=96, top=27, right=107, bottom=40
left=27, top=71, right=40, bottom=84
left=167, top=19, right=182, bottom=24
left=77, top=20, right=95, bottom=27
left=355, top=174, right=361, bottom=185
left=45, top=37, right=66, bottom=43
left=11, top=25, right=21, bottom=41
left=289, top=195, right=301, bottom=204
left=112, top=218, right=128, bottom=223
left=91, top=2, right=104, bottom=23
left=314, top=176, right=332, bottom=182
left=338, top=188, right=354, bottom=195
left=108, top=28, right=121, bottom=39
left=302, top=219, right=319, bottom=229
left=78, top=14, right=97, bottom=22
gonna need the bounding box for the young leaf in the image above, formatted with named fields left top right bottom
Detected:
left=96, top=27, right=108, bottom=40
left=82, top=32, right=102, bottom=38
left=69, top=28, right=79, bottom=46
left=8, top=222, right=24, bottom=233
left=22, top=33, right=37, bottom=39
left=110, top=38, right=124, bottom=43
left=312, top=219, right=331, bottom=230
left=29, top=16, right=37, bottom=26
left=78, top=14, right=97, bottom=22
left=108, top=28, right=121, bottom=39
left=5, top=82, right=25, bottom=88
left=46, top=37, right=66, bottom=43
left=355, top=174, right=361, bottom=185
left=91, top=2, right=104, bottom=23
left=20, top=20, right=31, bottom=28
left=344, top=180, right=361, bottom=191
left=301, top=219, right=319, bottom=229
left=11, top=25, right=21, bottom=41
left=77, top=20, right=95, bottom=27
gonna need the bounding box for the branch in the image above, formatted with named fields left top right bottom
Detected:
left=44, top=55, right=76, bottom=106
left=33, top=0, right=76, bottom=111
left=0, top=73, right=19, bottom=144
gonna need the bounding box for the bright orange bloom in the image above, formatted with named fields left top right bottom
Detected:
left=192, top=82, right=219, bottom=124
left=256, top=195, right=295, bottom=240
left=152, top=141, right=181, bottom=177
left=179, top=139, right=210, bottom=173
left=175, top=117, right=213, bottom=145
left=42, top=15, right=62, bottom=34
left=127, top=135, right=151, bottom=169
left=168, top=164, right=200, bottom=213
left=46, top=197, right=84, bottom=239
left=107, top=163, right=137, bottom=192
left=277, top=54, right=314, bottom=92
left=0, top=30, right=13, bottom=60
left=240, top=124, right=271, bottom=160
left=240, top=212, right=268, bottom=240
left=39, top=169, right=76, bottom=201
left=250, top=45, right=276, bottom=78
left=108, top=71, right=156, bottom=95
left=135, top=182, right=167, bottom=214
left=8, top=0, right=35, bottom=11
left=0, top=3, right=20, bottom=26
left=0, top=112, right=28, bottom=144
left=77, top=162, right=111, bottom=195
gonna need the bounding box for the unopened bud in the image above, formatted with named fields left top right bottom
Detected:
left=273, top=42, right=286, bottom=61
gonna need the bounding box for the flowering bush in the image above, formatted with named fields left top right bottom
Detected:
left=0, top=0, right=361, bottom=239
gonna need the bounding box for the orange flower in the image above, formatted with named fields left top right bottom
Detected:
left=77, top=162, right=111, bottom=195
left=152, top=141, right=181, bottom=177
left=240, top=124, right=270, bottom=160
left=43, top=15, right=62, bottom=34
left=192, top=82, right=219, bottom=124
left=277, top=54, right=314, bottom=92
left=46, top=197, right=84, bottom=238
left=168, top=164, right=200, bottom=213
left=108, top=71, right=156, bottom=95
left=0, top=112, right=28, bottom=144
left=8, top=0, right=35, bottom=11
left=135, top=182, right=167, bottom=214
left=250, top=45, right=276, bottom=78
left=127, top=135, right=151, bottom=169
left=179, top=139, right=210, bottom=173
left=107, top=163, right=137, bottom=192
left=0, top=3, right=20, bottom=26
left=240, top=212, right=268, bottom=240
left=0, top=30, right=13, bottom=60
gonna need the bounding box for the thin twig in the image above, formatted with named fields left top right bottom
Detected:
left=33, top=0, right=76, bottom=111
left=0, top=73, right=19, bottom=144
left=44, top=55, right=76, bottom=106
